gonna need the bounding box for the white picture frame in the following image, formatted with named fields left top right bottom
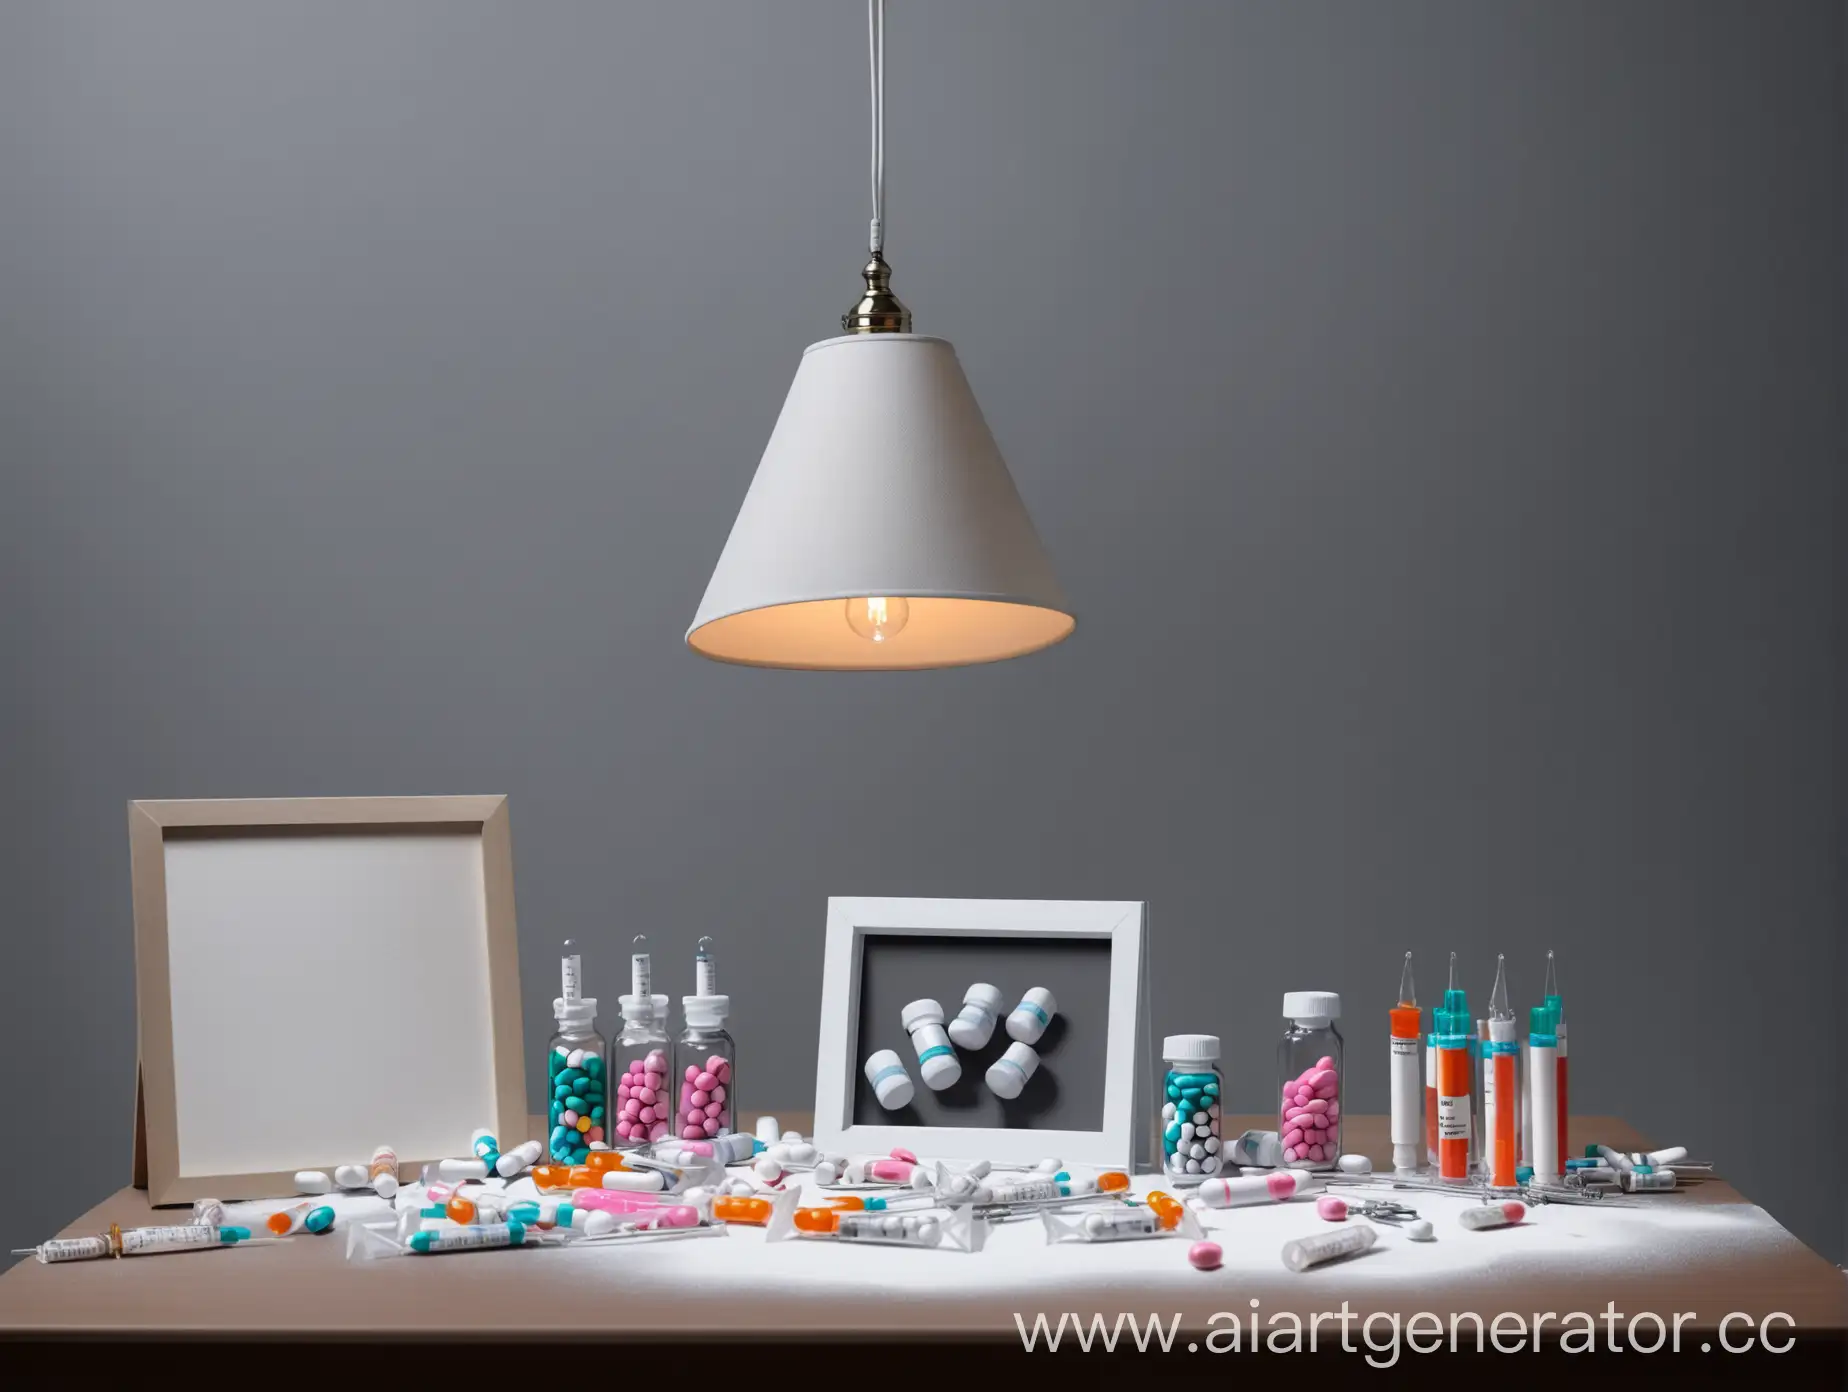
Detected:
left=812, top=896, right=1149, bottom=1169
left=128, top=796, right=526, bottom=1205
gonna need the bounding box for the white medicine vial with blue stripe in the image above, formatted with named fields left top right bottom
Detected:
left=1006, top=987, right=1058, bottom=1045
left=900, top=999, right=962, bottom=1090
left=985, top=1040, right=1041, bottom=1099
left=863, top=1048, right=915, bottom=1109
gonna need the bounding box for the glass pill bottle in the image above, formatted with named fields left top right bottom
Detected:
left=546, top=941, right=609, bottom=1164
left=1161, top=1034, right=1223, bottom=1184
left=675, top=940, right=736, bottom=1141
left=1278, top=991, right=1343, bottom=1170
left=610, top=990, right=672, bottom=1148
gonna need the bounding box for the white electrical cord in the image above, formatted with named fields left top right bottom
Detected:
left=868, top=0, right=885, bottom=255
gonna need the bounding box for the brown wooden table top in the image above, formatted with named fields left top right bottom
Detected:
left=3, top=1114, right=1842, bottom=1342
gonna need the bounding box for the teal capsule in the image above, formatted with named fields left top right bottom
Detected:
left=590, top=1105, right=604, bottom=1121
left=1202, top=1081, right=1220, bottom=1096
left=556, top=1203, right=575, bottom=1229
left=1166, top=1083, right=1181, bottom=1101
left=506, top=1220, right=527, bottom=1245
left=553, top=1082, right=572, bottom=1101
left=583, top=1056, right=603, bottom=1077
left=304, top=1206, right=335, bottom=1234
left=218, top=1226, right=252, bottom=1244
left=507, top=1201, right=540, bottom=1224
left=557, top=1068, right=583, bottom=1089
left=565, top=1095, right=586, bottom=1112
left=1163, top=1121, right=1183, bottom=1145
left=548, top=1050, right=566, bottom=1078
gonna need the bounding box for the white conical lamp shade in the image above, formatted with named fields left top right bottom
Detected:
left=687, top=333, right=1074, bottom=670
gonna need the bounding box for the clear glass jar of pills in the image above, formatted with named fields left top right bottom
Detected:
left=611, top=992, right=672, bottom=1148
left=1278, top=991, right=1343, bottom=1170
left=674, top=993, right=735, bottom=1139
left=1161, top=1034, right=1222, bottom=1185
left=547, top=999, right=609, bottom=1165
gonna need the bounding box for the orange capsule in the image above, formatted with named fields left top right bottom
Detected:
left=585, top=1151, right=630, bottom=1174
left=823, top=1195, right=867, bottom=1211
left=1097, top=1171, right=1131, bottom=1193
left=445, top=1193, right=477, bottom=1225
left=1147, top=1190, right=1185, bottom=1231
left=711, top=1195, right=773, bottom=1225
left=567, top=1165, right=598, bottom=1189
left=531, top=1164, right=573, bottom=1193
left=792, top=1207, right=840, bottom=1234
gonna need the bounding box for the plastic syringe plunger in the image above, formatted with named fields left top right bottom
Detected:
left=560, top=940, right=583, bottom=1004
left=1488, top=955, right=1512, bottom=1022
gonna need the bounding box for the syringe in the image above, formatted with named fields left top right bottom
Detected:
left=695, top=935, right=717, bottom=996
left=1388, top=952, right=1422, bottom=1174
left=561, top=938, right=583, bottom=1004
left=631, top=934, right=652, bottom=999
left=12, top=1224, right=284, bottom=1263
left=1484, top=954, right=1519, bottom=1189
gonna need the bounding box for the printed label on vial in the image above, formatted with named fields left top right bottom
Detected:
left=39, top=1236, right=112, bottom=1263
left=435, top=1226, right=514, bottom=1251
left=561, top=954, right=582, bottom=999
left=695, top=957, right=716, bottom=996
left=631, top=954, right=651, bottom=997
left=1390, top=1037, right=1419, bottom=1057
left=120, top=1226, right=216, bottom=1255
left=1437, top=1094, right=1470, bottom=1142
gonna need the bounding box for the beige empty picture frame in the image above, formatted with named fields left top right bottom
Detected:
left=128, top=796, right=526, bottom=1205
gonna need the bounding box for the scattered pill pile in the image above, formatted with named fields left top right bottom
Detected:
left=1280, top=1055, right=1340, bottom=1165
left=677, top=1054, right=732, bottom=1139
left=612, top=1047, right=672, bottom=1145
left=1161, top=1068, right=1222, bottom=1176
left=548, top=1046, right=607, bottom=1162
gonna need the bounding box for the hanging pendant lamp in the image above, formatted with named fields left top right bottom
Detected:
left=685, top=0, right=1074, bottom=670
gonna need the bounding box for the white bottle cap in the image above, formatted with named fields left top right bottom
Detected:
left=863, top=1049, right=915, bottom=1110
left=619, top=992, right=670, bottom=1025
left=961, top=982, right=1005, bottom=1014
left=985, top=1040, right=1040, bottom=1100
left=554, top=996, right=598, bottom=1030
left=900, top=998, right=945, bottom=1032
left=754, top=1115, right=781, bottom=1146
left=1281, top=991, right=1341, bottom=1025
left=1006, top=986, right=1057, bottom=1044
left=681, top=994, right=729, bottom=1028
left=1162, top=1033, right=1221, bottom=1062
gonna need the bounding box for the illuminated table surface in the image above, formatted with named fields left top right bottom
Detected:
left=1, top=1115, right=1841, bottom=1352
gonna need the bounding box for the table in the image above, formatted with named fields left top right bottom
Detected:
left=4, top=1115, right=1842, bottom=1376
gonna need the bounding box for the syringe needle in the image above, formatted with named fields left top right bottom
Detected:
left=1396, top=951, right=1416, bottom=1007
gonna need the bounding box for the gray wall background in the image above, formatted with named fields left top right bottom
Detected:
left=1, top=0, right=1841, bottom=1268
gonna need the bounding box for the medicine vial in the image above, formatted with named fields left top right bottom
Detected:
left=984, top=1040, right=1040, bottom=1100
left=1161, top=1033, right=1223, bottom=1183
left=676, top=940, right=736, bottom=1139
left=547, top=939, right=610, bottom=1163
left=946, top=983, right=1006, bottom=1050
left=1388, top=952, right=1423, bottom=1175
left=1006, top=987, right=1058, bottom=1045
left=612, top=972, right=673, bottom=1148
left=1280, top=1223, right=1376, bottom=1272
left=900, top=999, right=962, bottom=1090
left=863, top=1048, right=915, bottom=1110
left=1278, top=992, right=1343, bottom=1170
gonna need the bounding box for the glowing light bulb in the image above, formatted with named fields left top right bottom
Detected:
left=845, top=596, right=909, bottom=643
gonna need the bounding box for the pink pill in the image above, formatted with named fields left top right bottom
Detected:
left=617, top=1099, right=636, bottom=1119
left=1327, top=1101, right=1339, bottom=1119
left=867, top=1159, right=914, bottom=1182
left=656, top=1206, right=699, bottom=1229
left=561, top=1109, right=578, bottom=1126
left=705, top=1054, right=727, bottom=1074
left=690, top=1089, right=709, bottom=1108
left=680, top=1141, right=714, bottom=1156
left=710, top=1084, right=726, bottom=1103
left=685, top=1065, right=700, bottom=1082
left=701, top=1117, right=721, bottom=1137
left=1316, top=1196, right=1348, bottom=1221
left=1304, top=1098, right=1328, bottom=1114
left=890, top=1147, right=918, bottom=1164
left=714, top=1060, right=731, bottom=1084
left=1283, top=1128, right=1304, bottom=1148
left=644, top=1106, right=662, bottom=1124
left=587, top=1126, right=604, bottom=1143
left=1188, top=1240, right=1223, bottom=1272
left=704, top=1101, right=723, bottom=1119
left=1308, top=1144, right=1326, bottom=1162
left=646, top=1050, right=667, bottom=1069
left=695, top=1071, right=718, bottom=1092
left=1283, top=1146, right=1299, bottom=1161
left=681, top=1124, right=703, bottom=1139
left=648, top=1123, right=668, bottom=1141
left=1295, top=1088, right=1313, bottom=1105
left=1284, top=1105, right=1306, bottom=1122
left=646, top=1071, right=664, bottom=1090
